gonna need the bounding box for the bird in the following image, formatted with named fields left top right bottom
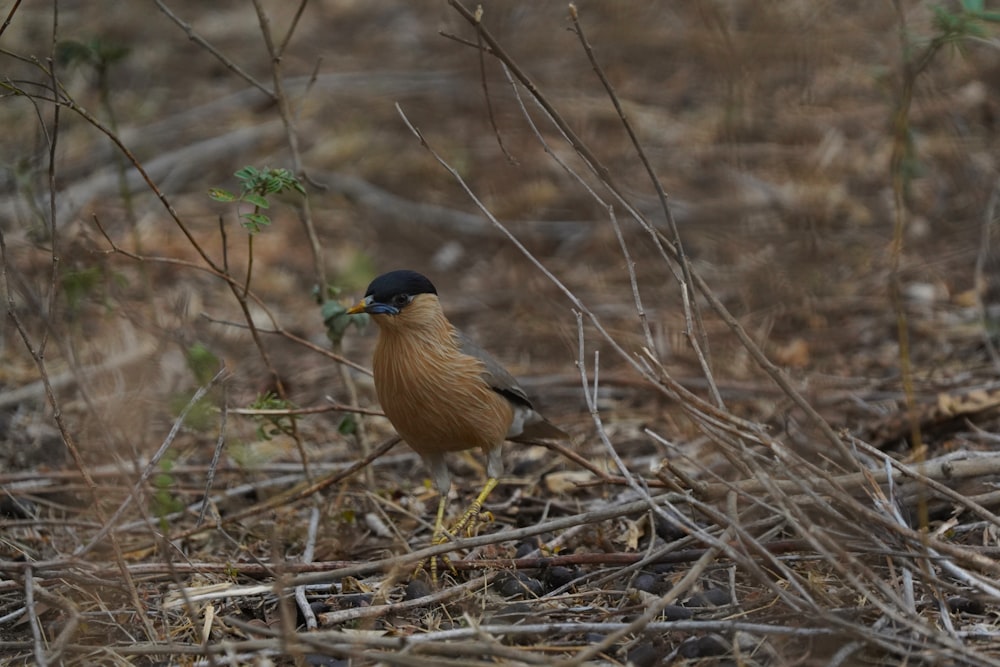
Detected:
left=347, top=269, right=567, bottom=563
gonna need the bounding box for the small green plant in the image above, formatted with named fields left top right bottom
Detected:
left=249, top=390, right=297, bottom=440
left=55, top=37, right=130, bottom=76
left=60, top=266, right=104, bottom=314
left=168, top=391, right=216, bottom=432
left=185, top=342, right=221, bottom=386
left=210, top=166, right=306, bottom=298
left=318, top=254, right=376, bottom=343
left=891, top=1, right=1000, bottom=193
left=209, top=166, right=305, bottom=234
left=886, top=0, right=999, bottom=532
left=320, top=286, right=370, bottom=347
left=151, top=455, right=185, bottom=530
left=932, top=1, right=1000, bottom=47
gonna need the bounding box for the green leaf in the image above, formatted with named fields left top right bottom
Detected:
left=186, top=343, right=220, bottom=385
left=961, top=0, right=984, bottom=13
left=234, top=166, right=260, bottom=182
left=262, top=167, right=304, bottom=196
left=322, top=300, right=366, bottom=345
left=338, top=415, right=357, bottom=435
left=241, top=212, right=271, bottom=233
left=168, top=392, right=216, bottom=432
left=91, top=38, right=130, bottom=65
left=55, top=40, right=95, bottom=67
left=208, top=188, right=237, bottom=202
left=250, top=391, right=290, bottom=411
left=246, top=392, right=297, bottom=441
left=153, top=472, right=174, bottom=489
left=61, top=266, right=103, bottom=312
left=243, top=192, right=270, bottom=209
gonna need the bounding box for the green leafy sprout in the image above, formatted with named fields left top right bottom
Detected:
left=209, top=166, right=305, bottom=234
left=249, top=390, right=298, bottom=441
left=151, top=455, right=185, bottom=530
left=210, top=165, right=306, bottom=296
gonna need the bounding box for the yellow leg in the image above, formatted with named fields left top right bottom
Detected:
left=414, top=493, right=456, bottom=584
left=429, top=494, right=447, bottom=584
left=415, top=478, right=499, bottom=584
left=449, top=477, right=498, bottom=537
left=432, top=494, right=448, bottom=543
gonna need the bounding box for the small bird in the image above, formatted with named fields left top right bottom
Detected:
left=347, top=269, right=567, bottom=554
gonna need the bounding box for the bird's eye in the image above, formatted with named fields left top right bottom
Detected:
left=389, top=293, right=411, bottom=308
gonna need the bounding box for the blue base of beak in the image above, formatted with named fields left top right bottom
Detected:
left=365, top=303, right=400, bottom=315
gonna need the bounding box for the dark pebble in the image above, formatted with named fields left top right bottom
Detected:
left=0, top=497, right=36, bottom=520
left=304, top=655, right=348, bottom=667
left=509, top=459, right=535, bottom=476
left=544, top=565, right=579, bottom=591
left=948, top=596, right=986, bottom=615
left=494, top=572, right=544, bottom=598
left=685, top=588, right=729, bottom=607
left=652, top=513, right=689, bottom=541
left=648, top=562, right=675, bottom=575
left=661, top=604, right=692, bottom=621
left=678, top=634, right=729, bottom=659
left=514, top=541, right=537, bottom=559
left=625, top=641, right=660, bottom=667
left=631, top=573, right=657, bottom=594
left=337, top=593, right=372, bottom=608
left=404, top=579, right=432, bottom=601
left=308, top=600, right=331, bottom=615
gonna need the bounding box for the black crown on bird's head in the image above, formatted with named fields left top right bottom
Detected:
left=366, top=270, right=437, bottom=301
left=352, top=270, right=437, bottom=316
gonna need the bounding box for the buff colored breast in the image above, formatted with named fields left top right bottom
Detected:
left=371, top=298, right=514, bottom=456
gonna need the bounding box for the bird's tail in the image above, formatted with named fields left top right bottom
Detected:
left=516, top=414, right=569, bottom=441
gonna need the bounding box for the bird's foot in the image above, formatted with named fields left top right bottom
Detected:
left=413, top=479, right=499, bottom=584
left=449, top=507, right=494, bottom=538
left=411, top=499, right=458, bottom=585
left=412, top=529, right=458, bottom=584
left=449, top=478, right=498, bottom=538
left=415, top=510, right=496, bottom=583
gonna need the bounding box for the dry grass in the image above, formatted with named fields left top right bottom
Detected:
left=2, top=1, right=1000, bottom=665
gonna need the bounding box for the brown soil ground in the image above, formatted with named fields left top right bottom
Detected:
left=2, top=2, right=1000, bottom=665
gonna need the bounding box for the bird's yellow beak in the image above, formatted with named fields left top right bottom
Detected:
left=346, top=299, right=368, bottom=315
left=346, top=296, right=401, bottom=316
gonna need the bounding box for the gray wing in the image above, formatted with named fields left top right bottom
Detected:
left=457, top=330, right=533, bottom=408
left=457, top=331, right=568, bottom=442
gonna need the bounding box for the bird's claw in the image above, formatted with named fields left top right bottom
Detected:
left=412, top=530, right=458, bottom=584
left=413, top=478, right=501, bottom=585
left=413, top=510, right=498, bottom=584
left=449, top=509, right=494, bottom=538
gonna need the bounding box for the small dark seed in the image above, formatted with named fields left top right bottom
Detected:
left=544, top=565, right=579, bottom=591
left=304, top=655, right=349, bottom=667
left=337, top=593, right=372, bottom=608
left=631, top=573, right=657, bottom=593
left=678, top=634, right=728, bottom=659
left=685, top=588, right=729, bottom=607
left=660, top=604, right=692, bottom=621
left=308, top=600, right=331, bottom=615
left=495, top=572, right=544, bottom=598
left=514, top=541, right=537, bottom=559
left=404, top=579, right=432, bottom=601
left=625, top=641, right=660, bottom=667
left=948, top=596, right=986, bottom=615
left=648, top=562, right=675, bottom=575
left=652, top=513, right=688, bottom=541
